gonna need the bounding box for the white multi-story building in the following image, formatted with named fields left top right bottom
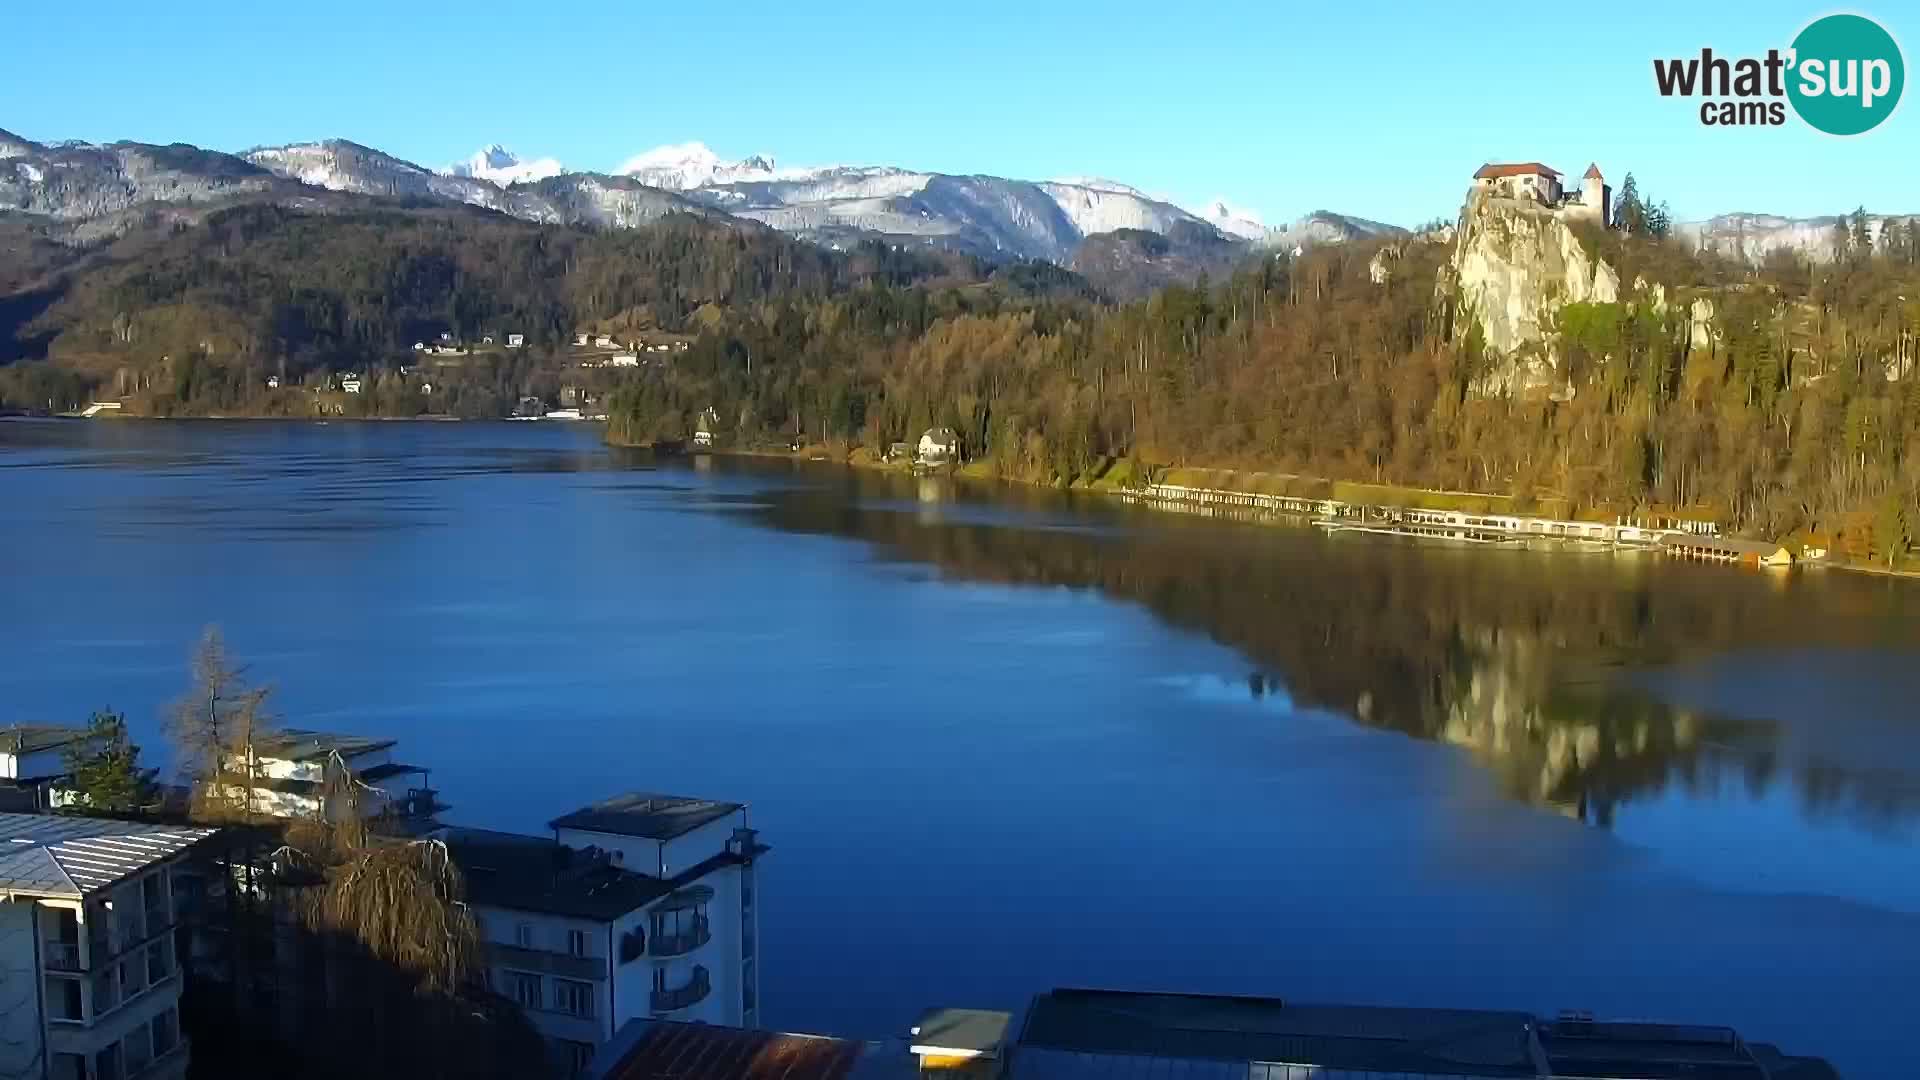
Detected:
left=0, top=814, right=214, bottom=1080
left=439, top=792, right=766, bottom=1076
left=0, top=725, right=91, bottom=810
left=219, top=729, right=444, bottom=824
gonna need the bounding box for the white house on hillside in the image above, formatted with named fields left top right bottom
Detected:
left=0, top=814, right=214, bottom=1080
left=507, top=334, right=525, bottom=348
left=440, top=792, right=766, bottom=1077
left=917, top=427, right=959, bottom=467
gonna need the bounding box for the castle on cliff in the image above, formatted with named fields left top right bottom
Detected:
left=1470, top=162, right=1610, bottom=227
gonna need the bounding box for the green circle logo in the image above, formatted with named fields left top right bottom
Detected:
left=1788, top=14, right=1905, bottom=135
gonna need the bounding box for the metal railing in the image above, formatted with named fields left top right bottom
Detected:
left=130, top=1041, right=187, bottom=1080
left=649, top=966, right=710, bottom=1013
left=43, top=941, right=82, bottom=972
left=649, top=916, right=710, bottom=958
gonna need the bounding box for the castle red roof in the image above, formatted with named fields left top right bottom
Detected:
left=1583, top=163, right=1604, bottom=179
left=1473, top=162, right=1561, bottom=180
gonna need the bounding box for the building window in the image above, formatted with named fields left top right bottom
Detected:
left=566, top=929, right=588, bottom=958
left=553, top=978, right=594, bottom=1018
left=508, top=971, right=542, bottom=1010
left=93, top=1044, right=121, bottom=1080
left=556, top=1040, right=595, bottom=1078
left=152, top=1008, right=179, bottom=1057
left=618, top=928, right=645, bottom=964
left=514, top=921, right=534, bottom=949
left=141, top=874, right=165, bottom=924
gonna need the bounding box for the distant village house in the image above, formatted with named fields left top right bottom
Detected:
left=917, top=427, right=960, bottom=467
left=507, top=333, right=525, bottom=348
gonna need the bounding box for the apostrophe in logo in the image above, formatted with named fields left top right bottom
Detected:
left=1787, top=14, right=1904, bottom=135
left=1652, top=12, right=1904, bottom=134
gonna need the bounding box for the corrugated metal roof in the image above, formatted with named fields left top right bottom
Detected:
left=0, top=813, right=215, bottom=898
left=597, top=1021, right=867, bottom=1080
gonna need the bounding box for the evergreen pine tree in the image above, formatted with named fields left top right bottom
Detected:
left=61, top=709, right=153, bottom=813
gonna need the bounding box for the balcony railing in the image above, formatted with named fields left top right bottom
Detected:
left=43, top=942, right=82, bottom=972
left=128, top=1042, right=187, bottom=1080
left=650, top=966, right=710, bottom=1013
left=649, top=916, right=710, bottom=958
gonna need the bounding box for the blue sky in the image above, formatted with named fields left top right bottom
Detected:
left=6, top=0, right=1914, bottom=226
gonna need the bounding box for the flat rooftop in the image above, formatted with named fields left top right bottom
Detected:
left=1538, top=1021, right=1768, bottom=1079
left=550, top=792, right=743, bottom=841
left=1015, top=988, right=1540, bottom=1078
left=250, top=729, right=397, bottom=762
left=440, top=827, right=766, bottom=921
left=0, top=813, right=215, bottom=899
left=911, top=1007, right=1011, bottom=1057
left=0, top=724, right=89, bottom=756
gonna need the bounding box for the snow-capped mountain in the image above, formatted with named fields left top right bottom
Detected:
left=610, top=143, right=1231, bottom=263
left=1270, top=210, right=1403, bottom=250
left=243, top=139, right=716, bottom=229
left=617, top=142, right=779, bottom=191
left=248, top=139, right=517, bottom=210
left=1193, top=199, right=1270, bottom=242
left=1677, top=211, right=1918, bottom=263
left=0, top=128, right=342, bottom=243
left=4, top=127, right=1403, bottom=268
left=445, top=144, right=564, bottom=187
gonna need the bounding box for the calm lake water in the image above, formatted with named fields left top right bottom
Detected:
left=4, top=420, right=1918, bottom=1076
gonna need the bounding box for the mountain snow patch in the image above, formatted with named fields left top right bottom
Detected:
left=445, top=144, right=564, bottom=186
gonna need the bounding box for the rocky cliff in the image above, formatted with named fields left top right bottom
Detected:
left=1449, top=192, right=1620, bottom=395
left=0, top=136, right=281, bottom=223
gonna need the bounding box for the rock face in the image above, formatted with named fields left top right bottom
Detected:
left=1677, top=211, right=1919, bottom=263
left=0, top=137, right=279, bottom=222
left=1450, top=191, right=1619, bottom=395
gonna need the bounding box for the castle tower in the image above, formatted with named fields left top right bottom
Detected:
left=1583, top=164, right=1610, bottom=227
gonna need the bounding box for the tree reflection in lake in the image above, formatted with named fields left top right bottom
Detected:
left=741, top=463, right=1920, bottom=832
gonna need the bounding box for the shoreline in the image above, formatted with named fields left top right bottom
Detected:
left=676, top=443, right=1920, bottom=581
left=31, top=417, right=1920, bottom=580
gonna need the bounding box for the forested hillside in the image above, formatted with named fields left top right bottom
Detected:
left=3, top=201, right=1918, bottom=558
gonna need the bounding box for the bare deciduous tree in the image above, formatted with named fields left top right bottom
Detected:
left=166, top=626, right=276, bottom=823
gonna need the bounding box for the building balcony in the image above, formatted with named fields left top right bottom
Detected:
left=650, top=966, right=710, bottom=1014
left=129, top=1042, right=189, bottom=1080
left=44, top=941, right=83, bottom=972
left=487, top=943, right=605, bottom=982
left=650, top=916, right=710, bottom=958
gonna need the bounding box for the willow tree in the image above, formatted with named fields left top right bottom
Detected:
left=270, top=767, right=542, bottom=1080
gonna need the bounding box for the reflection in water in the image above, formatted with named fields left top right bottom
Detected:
left=743, top=462, right=1920, bottom=831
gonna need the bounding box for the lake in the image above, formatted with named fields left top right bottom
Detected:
left=3, top=419, right=1916, bottom=1076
